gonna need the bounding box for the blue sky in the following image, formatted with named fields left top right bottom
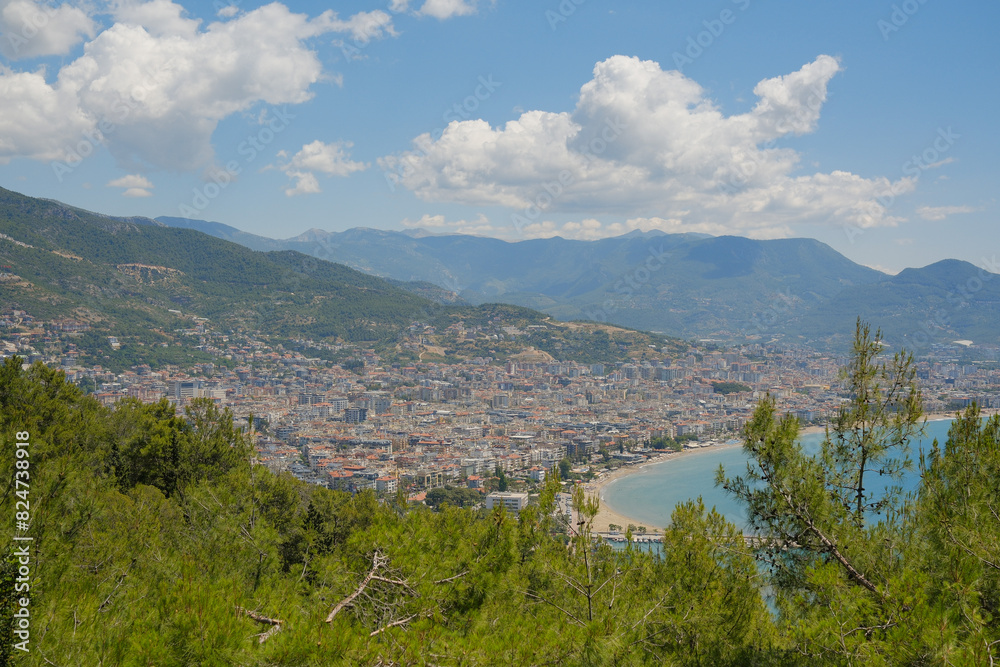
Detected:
left=0, top=0, right=997, bottom=273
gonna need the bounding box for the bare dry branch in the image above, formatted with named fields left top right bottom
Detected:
left=98, top=557, right=136, bottom=613
left=369, top=613, right=420, bottom=637
left=433, top=570, right=469, bottom=585
left=326, top=551, right=388, bottom=623
left=775, top=483, right=884, bottom=597
left=523, top=590, right=585, bottom=627
left=237, top=606, right=284, bottom=644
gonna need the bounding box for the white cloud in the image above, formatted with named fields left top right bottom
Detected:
left=923, top=157, right=956, bottom=170
left=284, top=171, right=320, bottom=197
left=280, top=140, right=368, bottom=176
left=380, top=55, right=914, bottom=239
left=916, top=204, right=977, bottom=221
left=277, top=140, right=368, bottom=195
left=107, top=173, right=152, bottom=189
left=0, top=67, right=94, bottom=163
left=0, top=0, right=96, bottom=59
left=107, top=0, right=200, bottom=37
left=216, top=4, right=238, bottom=19
left=387, top=0, right=481, bottom=20
left=327, top=9, right=396, bottom=42
left=0, top=2, right=398, bottom=170
left=418, top=0, right=478, bottom=20
left=107, top=173, right=153, bottom=196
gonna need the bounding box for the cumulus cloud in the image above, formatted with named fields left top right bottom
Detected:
left=0, top=2, right=398, bottom=171
left=0, top=66, right=94, bottom=163
left=327, top=9, right=396, bottom=41
left=106, top=0, right=200, bottom=37
left=284, top=171, right=321, bottom=197
left=277, top=140, right=368, bottom=195
left=916, top=204, right=977, bottom=221
left=380, top=55, right=914, bottom=239
left=107, top=173, right=153, bottom=196
left=418, top=0, right=479, bottom=20
left=0, top=0, right=96, bottom=59
left=107, top=173, right=151, bottom=188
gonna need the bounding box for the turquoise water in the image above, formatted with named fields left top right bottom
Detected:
left=601, top=419, right=956, bottom=530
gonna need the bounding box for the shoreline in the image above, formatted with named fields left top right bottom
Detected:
left=585, top=411, right=974, bottom=533
left=585, top=441, right=745, bottom=533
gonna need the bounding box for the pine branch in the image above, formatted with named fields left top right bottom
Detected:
left=98, top=557, right=136, bottom=613
left=369, top=613, right=420, bottom=637
left=523, top=590, right=586, bottom=626
left=326, top=551, right=388, bottom=623
left=433, top=570, right=468, bottom=585
left=236, top=606, right=284, bottom=644
left=775, top=482, right=884, bottom=597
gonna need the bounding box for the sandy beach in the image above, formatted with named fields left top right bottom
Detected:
left=583, top=411, right=977, bottom=533
left=584, top=454, right=673, bottom=533
left=584, top=444, right=745, bottom=533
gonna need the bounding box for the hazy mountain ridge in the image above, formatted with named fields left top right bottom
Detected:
left=0, top=187, right=679, bottom=367
left=153, top=215, right=1000, bottom=349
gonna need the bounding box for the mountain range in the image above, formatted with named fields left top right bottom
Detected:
left=0, top=186, right=677, bottom=368
left=157, top=216, right=1000, bottom=351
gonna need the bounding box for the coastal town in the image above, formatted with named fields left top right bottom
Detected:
left=4, top=305, right=1000, bottom=514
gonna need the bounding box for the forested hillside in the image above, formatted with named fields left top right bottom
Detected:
left=159, top=217, right=1000, bottom=348
left=0, top=357, right=772, bottom=665
left=0, top=186, right=683, bottom=368
left=1, top=329, right=999, bottom=664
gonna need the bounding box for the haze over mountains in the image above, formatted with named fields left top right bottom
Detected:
left=157, top=216, right=1000, bottom=351
left=0, top=182, right=995, bottom=356
left=0, top=187, right=677, bottom=367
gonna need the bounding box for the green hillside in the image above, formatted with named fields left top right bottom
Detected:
left=0, top=187, right=681, bottom=367
left=159, top=217, right=1000, bottom=348
left=2, top=339, right=999, bottom=664
left=793, top=259, right=1000, bottom=349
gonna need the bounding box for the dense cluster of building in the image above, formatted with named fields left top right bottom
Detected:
left=4, top=306, right=1000, bottom=502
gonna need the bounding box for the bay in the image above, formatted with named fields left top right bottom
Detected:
left=601, top=419, right=956, bottom=530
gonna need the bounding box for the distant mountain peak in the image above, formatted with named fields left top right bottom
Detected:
left=288, top=228, right=333, bottom=243
left=143, top=211, right=999, bottom=347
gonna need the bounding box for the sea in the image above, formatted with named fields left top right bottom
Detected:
left=601, top=418, right=957, bottom=531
